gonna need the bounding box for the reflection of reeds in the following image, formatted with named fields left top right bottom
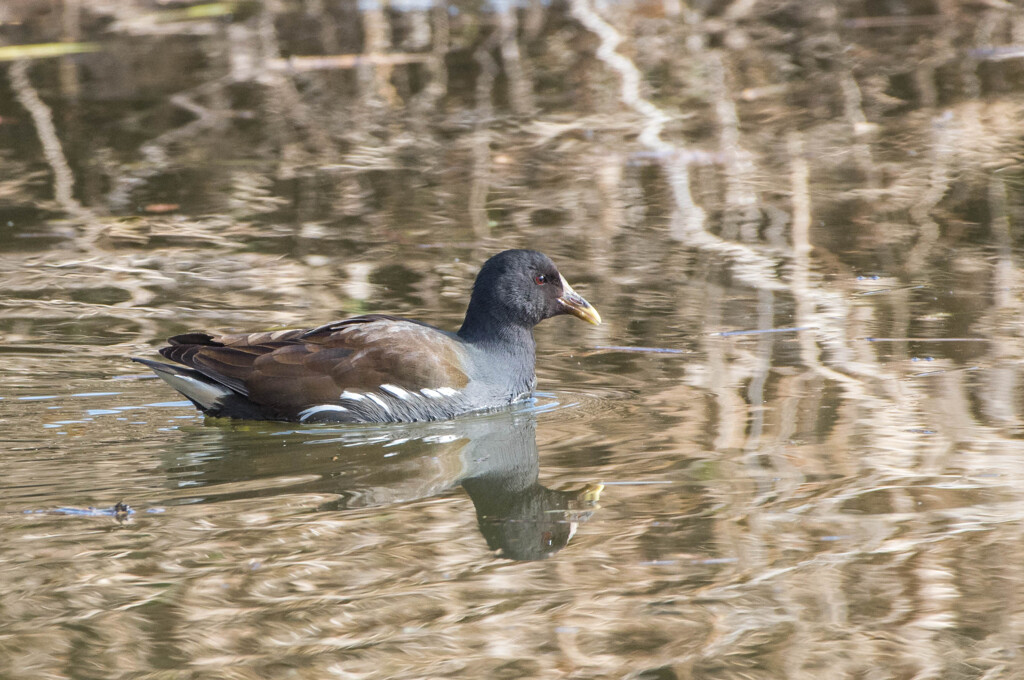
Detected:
left=8, top=60, right=84, bottom=216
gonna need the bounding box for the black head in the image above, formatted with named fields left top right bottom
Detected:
left=458, top=250, right=600, bottom=342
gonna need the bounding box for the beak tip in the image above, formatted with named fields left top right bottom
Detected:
left=557, top=274, right=601, bottom=325
left=559, top=297, right=602, bottom=325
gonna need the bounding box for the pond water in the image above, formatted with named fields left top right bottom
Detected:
left=3, top=1, right=1024, bottom=677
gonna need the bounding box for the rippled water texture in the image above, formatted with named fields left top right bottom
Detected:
left=4, top=0, right=1024, bottom=677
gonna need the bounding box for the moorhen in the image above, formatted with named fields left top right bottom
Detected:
left=132, top=249, right=601, bottom=423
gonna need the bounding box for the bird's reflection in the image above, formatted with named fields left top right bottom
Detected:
left=160, top=408, right=601, bottom=560
left=455, top=413, right=602, bottom=561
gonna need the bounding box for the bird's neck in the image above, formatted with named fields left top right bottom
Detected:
left=457, top=302, right=533, bottom=348
left=458, top=306, right=537, bottom=391
left=459, top=317, right=536, bottom=357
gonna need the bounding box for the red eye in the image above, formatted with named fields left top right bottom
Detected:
left=534, top=274, right=548, bottom=285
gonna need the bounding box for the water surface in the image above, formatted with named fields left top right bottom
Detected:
left=3, top=1, right=1024, bottom=677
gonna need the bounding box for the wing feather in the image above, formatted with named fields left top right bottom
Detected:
left=158, top=317, right=469, bottom=415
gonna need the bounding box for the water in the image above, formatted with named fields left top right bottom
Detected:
left=4, top=0, right=1024, bottom=677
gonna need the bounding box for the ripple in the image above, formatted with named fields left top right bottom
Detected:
left=535, top=386, right=637, bottom=423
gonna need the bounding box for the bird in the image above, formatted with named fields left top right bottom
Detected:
left=132, top=249, right=601, bottom=424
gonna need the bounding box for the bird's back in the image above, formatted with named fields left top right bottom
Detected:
left=150, top=315, right=478, bottom=422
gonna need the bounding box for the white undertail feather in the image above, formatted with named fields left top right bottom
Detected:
left=156, top=372, right=231, bottom=410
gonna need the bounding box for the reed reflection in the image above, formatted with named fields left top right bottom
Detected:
left=160, top=409, right=601, bottom=561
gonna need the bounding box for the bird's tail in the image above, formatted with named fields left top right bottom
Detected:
left=131, top=357, right=232, bottom=411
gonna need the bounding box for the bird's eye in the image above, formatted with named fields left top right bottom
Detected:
left=534, top=274, right=549, bottom=285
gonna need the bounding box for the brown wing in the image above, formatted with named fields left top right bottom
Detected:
left=159, top=315, right=469, bottom=412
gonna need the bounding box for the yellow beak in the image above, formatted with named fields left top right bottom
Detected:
left=557, top=274, right=601, bottom=325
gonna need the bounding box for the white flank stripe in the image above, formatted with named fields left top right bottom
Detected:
left=437, top=387, right=459, bottom=397
left=420, top=388, right=442, bottom=399
left=367, top=393, right=390, bottom=412
left=298, top=404, right=349, bottom=421
left=380, top=384, right=411, bottom=400
left=340, top=390, right=366, bottom=401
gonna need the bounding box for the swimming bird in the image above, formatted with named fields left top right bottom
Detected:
left=132, top=249, right=601, bottom=423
